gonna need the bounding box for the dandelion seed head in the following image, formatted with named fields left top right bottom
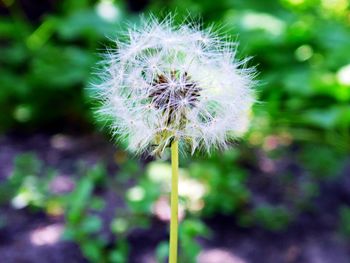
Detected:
left=92, top=16, right=256, bottom=156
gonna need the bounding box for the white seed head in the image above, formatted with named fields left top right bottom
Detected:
left=92, top=16, right=256, bottom=156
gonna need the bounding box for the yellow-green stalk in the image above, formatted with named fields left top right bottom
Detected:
left=169, top=140, right=179, bottom=263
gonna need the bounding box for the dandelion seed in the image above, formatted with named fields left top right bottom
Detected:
left=92, top=16, right=255, bottom=156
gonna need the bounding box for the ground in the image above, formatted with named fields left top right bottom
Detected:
left=0, top=134, right=349, bottom=263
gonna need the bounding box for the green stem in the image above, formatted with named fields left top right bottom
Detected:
left=169, top=140, right=179, bottom=263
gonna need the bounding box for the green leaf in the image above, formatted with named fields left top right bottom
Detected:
left=67, top=177, right=93, bottom=223
left=155, top=241, right=169, bottom=263
left=80, top=215, right=103, bottom=233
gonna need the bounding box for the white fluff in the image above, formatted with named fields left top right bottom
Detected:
left=92, top=16, right=256, bottom=156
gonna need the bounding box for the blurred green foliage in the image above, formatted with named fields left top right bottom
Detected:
left=0, top=0, right=126, bottom=132
left=1, top=0, right=350, bottom=144
left=63, top=164, right=137, bottom=263
left=1, top=153, right=209, bottom=262
left=0, top=153, right=56, bottom=209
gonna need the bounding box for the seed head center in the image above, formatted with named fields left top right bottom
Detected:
left=149, top=71, right=201, bottom=111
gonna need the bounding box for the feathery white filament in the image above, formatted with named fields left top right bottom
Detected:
left=93, top=17, right=255, bottom=156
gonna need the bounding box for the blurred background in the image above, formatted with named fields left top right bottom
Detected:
left=1, top=0, right=350, bottom=262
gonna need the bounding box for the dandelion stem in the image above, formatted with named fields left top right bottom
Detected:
left=169, top=139, right=179, bottom=263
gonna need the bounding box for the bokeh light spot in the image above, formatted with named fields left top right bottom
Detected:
left=127, top=186, right=145, bottom=201
left=111, top=218, right=129, bottom=233
left=321, top=0, right=348, bottom=16
left=96, top=0, right=119, bottom=22
left=198, top=249, right=247, bottom=263
left=295, top=45, right=313, bottom=61
left=13, top=105, right=32, bottom=123
left=241, top=12, right=286, bottom=36
left=337, top=64, right=350, bottom=86
left=30, top=224, right=64, bottom=246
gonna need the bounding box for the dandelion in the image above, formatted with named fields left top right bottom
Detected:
left=91, top=16, right=255, bottom=263
left=93, top=16, right=255, bottom=156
